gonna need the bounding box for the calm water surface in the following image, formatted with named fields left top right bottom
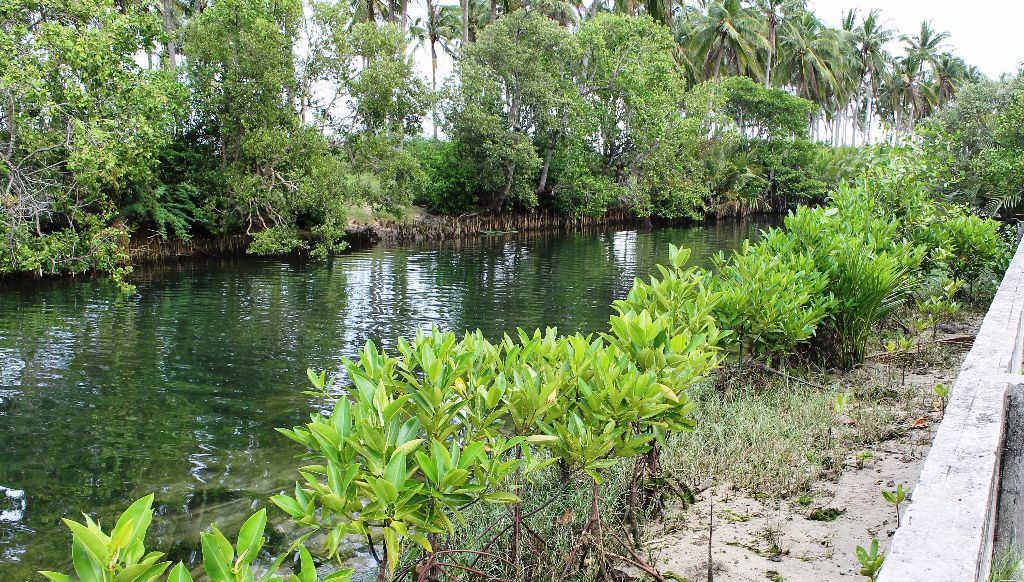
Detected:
left=0, top=219, right=775, bottom=579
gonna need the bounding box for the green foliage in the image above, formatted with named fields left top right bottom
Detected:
left=41, top=495, right=352, bottom=582
left=446, top=9, right=576, bottom=212
left=924, top=206, right=1012, bottom=288
left=184, top=0, right=349, bottom=257
left=409, top=139, right=478, bottom=213
left=855, top=539, right=885, bottom=582
left=574, top=14, right=700, bottom=220
left=784, top=181, right=928, bottom=368
left=0, top=0, right=182, bottom=278
left=711, top=231, right=833, bottom=359
left=714, top=76, right=818, bottom=139
left=546, top=144, right=623, bottom=218
left=918, top=75, right=1024, bottom=214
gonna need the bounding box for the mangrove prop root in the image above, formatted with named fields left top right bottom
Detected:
left=558, top=482, right=668, bottom=582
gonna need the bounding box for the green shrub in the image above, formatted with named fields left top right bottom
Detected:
left=40, top=495, right=350, bottom=582
left=923, top=206, right=1012, bottom=290
left=711, top=230, right=833, bottom=359
left=408, top=139, right=480, bottom=213
left=784, top=196, right=925, bottom=369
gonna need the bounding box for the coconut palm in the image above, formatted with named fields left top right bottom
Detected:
left=751, top=0, right=803, bottom=87
left=878, top=55, right=937, bottom=137
left=410, top=1, right=460, bottom=136
left=671, top=8, right=706, bottom=86
left=931, top=52, right=970, bottom=107
left=901, top=20, right=950, bottom=72
left=687, top=0, right=767, bottom=81
left=776, top=10, right=846, bottom=117
left=848, top=8, right=893, bottom=143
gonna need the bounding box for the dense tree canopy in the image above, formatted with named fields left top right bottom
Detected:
left=0, top=0, right=1016, bottom=280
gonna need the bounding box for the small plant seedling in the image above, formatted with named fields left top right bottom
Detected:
left=834, top=392, right=851, bottom=415
left=912, top=317, right=932, bottom=336
left=798, top=494, right=813, bottom=506
left=856, top=539, right=885, bottom=582
left=855, top=450, right=874, bottom=469
left=934, top=383, right=950, bottom=414
left=917, top=280, right=963, bottom=339
left=882, top=483, right=910, bottom=527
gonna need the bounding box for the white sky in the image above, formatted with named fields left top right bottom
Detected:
left=808, top=0, right=1024, bottom=79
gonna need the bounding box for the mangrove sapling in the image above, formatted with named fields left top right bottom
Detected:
left=40, top=495, right=339, bottom=582
left=274, top=332, right=535, bottom=582
left=883, top=335, right=914, bottom=386
left=882, top=483, right=910, bottom=527
left=607, top=245, right=724, bottom=540
left=544, top=340, right=703, bottom=582
left=710, top=230, right=833, bottom=360
left=923, top=207, right=1011, bottom=296
left=834, top=392, right=851, bottom=417
left=916, top=279, right=963, bottom=339
left=855, top=539, right=885, bottom=582
left=934, top=383, right=950, bottom=416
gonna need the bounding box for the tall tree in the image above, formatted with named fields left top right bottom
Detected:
left=410, top=1, right=460, bottom=137
left=776, top=9, right=844, bottom=110
left=848, top=8, right=892, bottom=143
left=902, top=20, right=950, bottom=71
left=751, top=0, right=801, bottom=87
left=0, top=0, right=183, bottom=277
left=447, top=9, right=578, bottom=211
left=689, top=0, right=767, bottom=81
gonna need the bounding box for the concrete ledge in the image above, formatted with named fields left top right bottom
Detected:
left=878, top=239, right=1024, bottom=582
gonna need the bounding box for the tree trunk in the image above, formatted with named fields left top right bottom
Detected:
left=431, top=42, right=439, bottom=139
left=864, top=93, right=873, bottom=144
left=401, top=0, right=409, bottom=29
left=536, top=132, right=557, bottom=196
left=490, top=0, right=497, bottom=23
left=161, top=0, right=177, bottom=71
left=462, top=0, right=470, bottom=44
left=493, top=164, right=515, bottom=213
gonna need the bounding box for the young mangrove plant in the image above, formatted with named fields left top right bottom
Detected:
left=711, top=230, right=833, bottom=361
left=934, top=383, right=951, bottom=415
left=40, top=495, right=344, bottom=582
left=274, top=330, right=535, bottom=581
left=607, top=244, right=723, bottom=540
left=882, top=483, right=910, bottom=527
left=855, top=539, right=885, bottom=582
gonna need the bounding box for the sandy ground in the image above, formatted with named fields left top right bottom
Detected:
left=640, top=328, right=978, bottom=582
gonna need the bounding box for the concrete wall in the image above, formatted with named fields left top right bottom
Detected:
left=878, top=239, right=1024, bottom=582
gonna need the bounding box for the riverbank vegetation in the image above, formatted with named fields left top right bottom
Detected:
left=4, top=0, right=1022, bottom=282
left=41, top=147, right=1013, bottom=580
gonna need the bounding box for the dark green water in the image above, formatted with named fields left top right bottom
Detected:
left=0, top=219, right=774, bottom=580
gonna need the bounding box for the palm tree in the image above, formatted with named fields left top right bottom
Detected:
left=901, top=20, right=950, bottom=72
left=410, top=1, right=460, bottom=137
left=777, top=8, right=846, bottom=131
left=931, top=52, right=969, bottom=107
left=848, top=8, right=892, bottom=144
left=751, top=0, right=803, bottom=87
left=688, top=0, right=767, bottom=81
left=878, top=55, right=936, bottom=138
